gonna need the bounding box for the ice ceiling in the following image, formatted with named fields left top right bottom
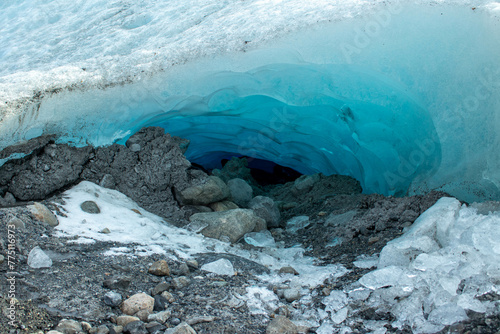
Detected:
left=0, top=0, right=499, bottom=202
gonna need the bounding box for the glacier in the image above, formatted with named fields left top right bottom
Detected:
left=0, top=0, right=500, bottom=201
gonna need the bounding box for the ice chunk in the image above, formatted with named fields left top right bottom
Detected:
left=427, top=303, right=468, bottom=326
left=244, top=230, right=276, bottom=248
left=322, top=290, right=347, bottom=313
left=245, top=286, right=279, bottom=315
left=316, top=321, right=335, bottom=334
left=353, top=254, right=378, bottom=269
left=286, top=216, right=310, bottom=233
left=359, top=266, right=414, bottom=291
left=27, top=246, right=52, bottom=269
left=331, top=307, right=348, bottom=324
left=200, top=258, right=235, bottom=276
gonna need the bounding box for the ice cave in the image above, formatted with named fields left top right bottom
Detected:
left=1, top=1, right=500, bottom=333
left=0, top=0, right=499, bottom=203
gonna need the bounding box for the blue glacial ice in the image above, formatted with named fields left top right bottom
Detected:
left=0, top=0, right=499, bottom=202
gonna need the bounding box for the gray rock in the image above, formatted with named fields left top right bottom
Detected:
left=116, top=315, right=140, bottom=327
left=291, top=174, right=320, bottom=195
left=0, top=255, right=4, bottom=264
left=190, top=209, right=262, bottom=243
left=81, top=200, right=100, bottom=214
left=165, top=322, right=197, bottom=334
left=99, top=174, right=116, bottom=189
left=8, top=217, right=25, bottom=229
left=249, top=196, right=281, bottom=228
left=27, top=246, right=52, bottom=269
left=3, top=192, right=15, bottom=206
left=153, top=295, right=168, bottom=311
left=147, top=310, right=171, bottom=324
left=103, top=276, right=131, bottom=290
left=148, top=260, right=170, bottom=276
left=177, top=176, right=230, bottom=206
left=103, top=291, right=122, bottom=307
left=123, top=320, right=147, bottom=334
left=209, top=200, right=239, bottom=212
left=55, top=319, right=83, bottom=334
left=266, top=315, right=298, bottom=334
left=172, top=276, right=191, bottom=289
left=227, top=178, right=253, bottom=207
left=283, top=288, right=301, bottom=302
left=96, top=324, right=110, bottom=334
left=152, top=281, right=170, bottom=296
left=0, top=144, right=92, bottom=200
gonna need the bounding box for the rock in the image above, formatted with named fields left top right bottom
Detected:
left=116, top=315, right=140, bottom=327
left=28, top=202, right=59, bottom=227
left=211, top=157, right=252, bottom=183
left=249, top=196, right=281, bottom=228
left=209, top=200, right=239, bottom=212
left=165, top=322, right=197, bottom=334
left=8, top=217, right=25, bottom=229
left=123, top=320, right=148, bottom=334
left=100, top=174, right=116, bottom=189
left=110, top=325, right=123, bottom=334
left=177, top=176, right=230, bottom=205
left=266, top=315, right=298, bottom=334
left=81, top=321, right=92, bottom=332
left=200, top=259, right=235, bottom=276
left=190, top=209, right=261, bottom=243
left=3, top=192, right=15, bottom=206
left=101, top=228, right=111, bottom=234
left=55, top=319, right=83, bottom=334
left=145, top=322, right=167, bottom=334
left=81, top=200, right=101, bottom=214
left=153, top=295, right=168, bottom=311
left=95, top=324, right=110, bottom=334
left=172, top=276, right=191, bottom=289
left=186, top=260, right=198, bottom=269
left=152, top=281, right=170, bottom=296
left=121, top=293, right=154, bottom=315
left=291, top=174, right=320, bottom=196
left=27, top=246, right=52, bottom=268
left=227, top=178, right=253, bottom=207
left=177, top=262, right=190, bottom=275
left=278, top=266, right=298, bottom=275
left=103, top=276, right=132, bottom=290
left=147, top=310, right=171, bottom=324
left=148, top=260, right=170, bottom=276
left=0, top=255, right=4, bottom=264
left=134, top=309, right=150, bottom=322
left=161, top=291, right=175, bottom=303
left=103, top=291, right=122, bottom=307
left=283, top=288, right=301, bottom=302
left=0, top=144, right=92, bottom=201
left=47, top=331, right=64, bottom=334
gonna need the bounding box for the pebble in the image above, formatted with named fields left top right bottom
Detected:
left=148, top=310, right=171, bottom=324
left=134, top=309, right=150, bottom=322
left=146, top=321, right=167, bottom=333
left=8, top=217, right=25, bottom=229
left=103, top=276, right=132, bottom=290
left=95, top=324, right=110, bottom=334
left=152, top=281, right=170, bottom=296
left=123, top=320, right=148, bottom=334
left=186, top=259, right=198, bottom=269
left=103, top=291, right=122, bottom=307
left=116, top=315, right=140, bottom=327
left=81, top=200, right=101, bottom=214
left=55, top=319, right=83, bottom=334
left=153, top=295, right=168, bottom=311
left=101, top=228, right=111, bottom=234
left=81, top=321, right=92, bottom=332
left=109, top=325, right=123, bottom=334
left=148, top=260, right=170, bottom=276
left=0, top=254, right=4, bottom=264
left=161, top=291, right=175, bottom=303
left=121, top=293, right=154, bottom=315
left=283, top=288, right=301, bottom=302
left=266, top=315, right=298, bottom=334
left=47, top=331, right=64, bottom=334
left=172, top=276, right=191, bottom=289
left=165, top=322, right=197, bottom=334
left=278, top=266, right=298, bottom=275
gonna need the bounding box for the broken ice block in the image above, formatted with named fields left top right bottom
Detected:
left=200, top=258, right=235, bottom=276
left=286, top=216, right=310, bottom=233
left=27, top=246, right=52, bottom=269
left=244, top=230, right=276, bottom=247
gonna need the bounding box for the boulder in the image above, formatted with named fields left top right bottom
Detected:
left=249, top=196, right=280, bottom=228
left=227, top=178, right=253, bottom=207
left=189, top=209, right=263, bottom=243
left=177, top=176, right=230, bottom=205
left=28, top=202, right=58, bottom=227
left=209, top=200, right=239, bottom=212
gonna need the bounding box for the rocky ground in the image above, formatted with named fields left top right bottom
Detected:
left=0, top=128, right=499, bottom=334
